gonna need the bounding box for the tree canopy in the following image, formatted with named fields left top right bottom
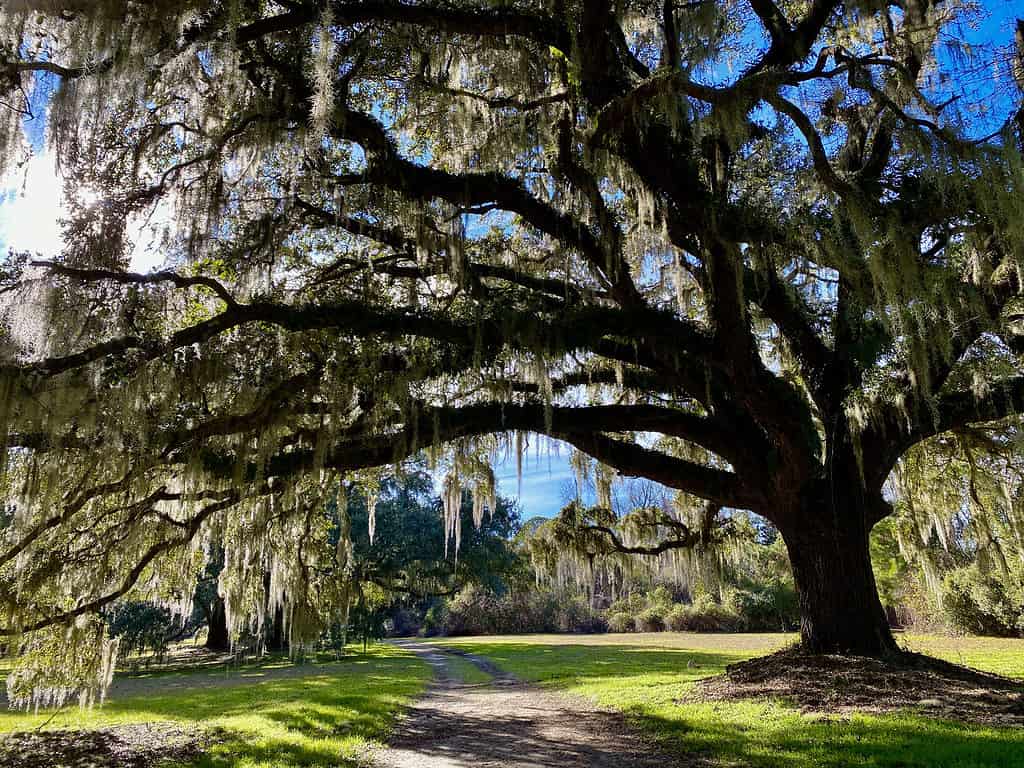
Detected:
left=1, top=0, right=1024, bottom=701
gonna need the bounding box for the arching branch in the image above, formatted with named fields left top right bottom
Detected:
left=0, top=494, right=239, bottom=636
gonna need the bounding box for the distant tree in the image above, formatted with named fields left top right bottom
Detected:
left=0, top=4, right=1023, bottom=710
left=106, top=601, right=191, bottom=660
left=341, top=467, right=524, bottom=633
left=192, top=551, right=230, bottom=652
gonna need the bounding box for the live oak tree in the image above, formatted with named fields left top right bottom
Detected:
left=1, top=0, right=1024, bottom=701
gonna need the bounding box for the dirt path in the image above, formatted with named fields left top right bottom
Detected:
left=374, top=641, right=686, bottom=768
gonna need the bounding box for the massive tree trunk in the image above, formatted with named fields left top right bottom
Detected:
left=779, top=489, right=897, bottom=656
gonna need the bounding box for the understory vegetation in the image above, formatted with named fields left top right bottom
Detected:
left=2, top=0, right=1024, bottom=684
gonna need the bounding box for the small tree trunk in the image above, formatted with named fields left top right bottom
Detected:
left=266, top=605, right=288, bottom=653
left=780, top=495, right=898, bottom=657
left=205, top=597, right=230, bottom=652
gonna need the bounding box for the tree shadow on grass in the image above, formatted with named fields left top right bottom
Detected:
left=0, top=722, right=217, bottom=768
left=624, top=701, right=1024, bottom=768
left=0, top=650, right=429, bottom=768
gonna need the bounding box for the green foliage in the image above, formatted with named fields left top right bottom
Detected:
left=607, top=611, right=635, bottom=633
left=635, top=606, right=666, bottom=632
left=872, top=433, right=1024, bottom=636
left=106, top=602, right=186, bottom=659
left=435, top=585, right=606, bottom=636
left=942, top=566, right=1024, bottom=638
left=1, top=0, right=1023, bottom=688
left=604, top=583, right=799, bottom=634
left=339, top=466, right=525, bottom=640
left=723, top=583, right=800, bottom=632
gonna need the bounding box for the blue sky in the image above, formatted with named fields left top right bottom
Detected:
left=493, top=447, right=576, bottom=519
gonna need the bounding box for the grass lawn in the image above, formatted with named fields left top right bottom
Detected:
left=900, top=633, right=1024, bottom=678
left=0, top=644, right=430, bottom=767
left=430, top=632, right=1024, bottom=768
left=441, top=652, right=493, bottom=685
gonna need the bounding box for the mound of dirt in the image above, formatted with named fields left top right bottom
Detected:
left=687, top=647, right=1024, bottom=725
left=0, top=722, right=221, bottom=768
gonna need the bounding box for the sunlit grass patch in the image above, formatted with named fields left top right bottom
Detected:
left=426, top=631, right=795, bottom=654
left=900, top=633, right=1024, bottom=679
left=0, top=644, right=430, bottom=768
left=440, top=653, right=493, bottom=685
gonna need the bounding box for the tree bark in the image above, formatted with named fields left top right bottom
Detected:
left=204, top=596, right=230, bottom=652
left=779, top=491, right=898, bottom=656
left=266, top=604, right=288, bottom=652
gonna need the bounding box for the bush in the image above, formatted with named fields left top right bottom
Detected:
left=555, top=596, right=608, bottom=633
left=385, top=607, right=423, bottom=637
left=647, top=586, right=674, bottom=610
left=634, top=607, right=665, bottom=632
left=942, top=567, right=1024, bottom=637
left=607, top=611, right=635, bottom=633
left=725, top=582, right=800, bottom=631
left=664, top=604, right=690, bottom=631
left=106, top=602, right=182, bottom=659
left=687, top=603, right=740, bottom=632
left=885, top=574, right=948, bottom=633
left=437, top=586, right=607, bottom=636
left=421, top=602, right=448, bottom=637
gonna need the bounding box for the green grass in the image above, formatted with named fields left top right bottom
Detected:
left=432, top=633, right=1024, bottom=768
left=4, top=632, right=1021, bottom=767
left=0, top=644, right=430, bottom=768
left=900, top=633, right=1024, bottom=678
left=441, top=652, right=493, bottom=685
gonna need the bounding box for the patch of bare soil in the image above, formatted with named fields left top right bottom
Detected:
left=0, top=722, right=221, bottom=768
left=688, top=647, right=1024, bottom=725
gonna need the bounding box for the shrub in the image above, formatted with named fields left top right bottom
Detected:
left=879, top=573, right=948, bottom=633
left=106, top=601, right=183, bottom=659
left=555, top=595, right=607, bottom=633
left=385, top=607, right=423, bottom=637
left=438, top=586, right=608, bottom=636
left=634, top=607, right=665, bottom=632
left=942, top=567, right=1024, bottom=637
left=647, top=586, right=674, bottom=610
left=421, top=602, right=447, bottom=636
left=608, top=592, right=645, bottom=616
left=725, top=582, right=800, bottom=631
left=670, top=593, right=741, bottom=632
left=664, top=604, right=690, bottom=631
left=607, top=611, right=635, bottom=633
